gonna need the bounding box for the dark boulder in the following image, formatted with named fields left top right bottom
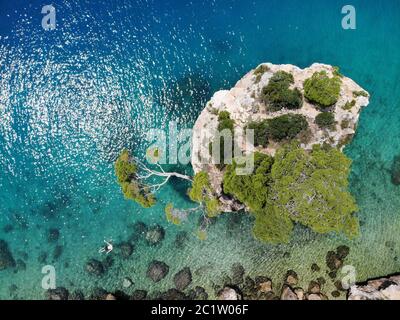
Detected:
left=331, top=290, right=341, bottom=298
left=0, top=240, right=15, bottom=270
left=131, top=290, right=147, bottom=300
left=231, top=263, right=245, bottom=285
left=160, top=289, right=188, bottom=300
left=89, top=288, right=108, bottom=300
left=326, top=251, right=343, bottom=271
left=285, top=270, right=298, bottom=286
left=308, top=281, right=321, bottom=294
left=174, top=267, right=192, bottom=291
left=391, top=155, right=400, bottom=185
left=188, top=286, right=208, bottom=300
left=336, top=245, right=350, bottom=260
left=53, top=245, right=63, bottom=260
left=85, top=259, right=105, bottom=276
left=47, top=228, right=60, bottom=243
left=311, top=263, right=320, bottom=272
left=129, top=221, right=148, bottom=242
left=147, top=260, right=169, bottom=282
left=117, top=242, right=134, bottom=259
left=69, top=290, right=85, bottom=300
left=46, top=287, right=69, bottom=300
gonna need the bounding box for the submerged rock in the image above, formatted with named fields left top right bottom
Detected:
left=131, top=290, right=147, bottom=300
left=145, top=225, right=165, bottom=246
left=326, top=251, right=343, bottom=271
left=147, top=260, right=169, bottom=282
left=85, top=259, right=105, bottom=276
left=231, top=263, right=245, bottom=285
left=281, top=285, right=298, bottom=300
left=255, top=276, right=272, bottom=294
left=311, top=263, right=321, bottom=272
left=331, top=290, right=341, bottom=298
left=129, top=221, right=148, bottom=242
left=174, top=231, right=189, bottom=249
left=188, top=286, right=208, bottom=300
left=218, top=287, right=242, bottom=300
left=285, top=270, right=298, bottom=286
left=159, top=289, right=188, bottom=300
left=123, top=277, right=133, bottom=288
left=46, top=287, right=69, bottom=300
left=89, top=288, right=108, bottom=300
left=391, top=156, right=400, bottom=185
left=0, top=240, right=15, bottom=271
left=117, top=242, right=134, bottom=259
left=47, top=228, right=60, bottom=243
left=308, top=281, right=321, bottom=294
left=174, top=267, right=192, bottom=291
left=69, top=290, right=85, bottom=300
left=53, top=245, right=63, bottom=260
left=336, top=245, right=350, bottom=260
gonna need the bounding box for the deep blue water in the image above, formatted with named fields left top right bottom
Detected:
left=0, top=0, right=400, bottom=299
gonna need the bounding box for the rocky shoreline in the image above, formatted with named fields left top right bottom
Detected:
left=2, top=218, right=398, bottom=300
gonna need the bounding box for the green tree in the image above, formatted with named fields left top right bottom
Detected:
left=269, top=142, right=359, bottom=238
left=189, top=172, right=220, bottom=217
left=114, top=149, right=156, bottom=208
left=114, top=149, right=191, bottom=208
left=223, top=152, right=273, bottom=211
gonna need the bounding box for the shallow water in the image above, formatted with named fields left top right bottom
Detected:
left=0, top=0, right=399, bottom=299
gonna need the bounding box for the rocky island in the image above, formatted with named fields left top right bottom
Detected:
left=189, top=63, right=370, bottom=243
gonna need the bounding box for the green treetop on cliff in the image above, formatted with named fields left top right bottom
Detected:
left=223, top=141, right=359, bottom=243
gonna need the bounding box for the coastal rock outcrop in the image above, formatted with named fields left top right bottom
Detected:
left=191, top=63, right=370, bottom=210
left=348, top=275, right=400, bottom=300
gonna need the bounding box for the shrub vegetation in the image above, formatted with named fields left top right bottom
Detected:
left=246, top=114, right=308, bottom=147
left=315, top=112, right=335, bottom=128
left=261, top=71, right=303, bottom=111
left=304, top=71, right=341, bottom=108
left=267, top=114, right=308, bottom=141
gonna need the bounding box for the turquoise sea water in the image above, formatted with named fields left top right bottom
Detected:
left=0, top=0, right=400, bottom=299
